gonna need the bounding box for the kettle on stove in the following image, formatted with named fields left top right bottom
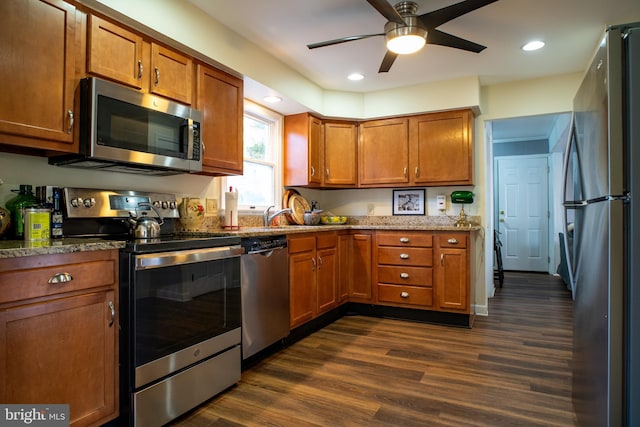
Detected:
left=128, top=202, right=164, bottom=239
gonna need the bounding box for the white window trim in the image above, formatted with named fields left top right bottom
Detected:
left=222, top=100, right=284, bottom=214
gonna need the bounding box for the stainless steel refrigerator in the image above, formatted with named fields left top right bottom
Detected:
left=562, top=22, right=639, bottom=426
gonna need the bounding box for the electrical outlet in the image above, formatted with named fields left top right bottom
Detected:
left=367, top=204, right=375, bottom=215
left=205, top=198, right=218, bottom=216
left=437, top=195, right=446, bottom=211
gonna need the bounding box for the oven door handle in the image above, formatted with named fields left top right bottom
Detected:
left=134, top=245, right=243, bottom=270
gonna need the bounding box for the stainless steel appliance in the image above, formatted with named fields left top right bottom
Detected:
left=61, top=188, right=242, bottom=427
left=49, top=77, right=202, bottom=175
left=563, top=23, right=640, bottom=426
left=240, top=235, right=289, bottom=360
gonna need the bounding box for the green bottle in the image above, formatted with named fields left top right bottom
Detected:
left=6, top=185, right=37, bottom=238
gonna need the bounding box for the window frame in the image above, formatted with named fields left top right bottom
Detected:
left=223, top=100, right=284, bottom=214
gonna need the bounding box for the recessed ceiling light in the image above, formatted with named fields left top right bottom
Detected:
left=263, top=95, right=282, bottom=103
left=348, top=73, right=364, bottom=81
left=522, top=40, right=545, bottom=51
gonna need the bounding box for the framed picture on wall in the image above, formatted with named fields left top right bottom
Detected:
left=392, top=189, right=425, bottom=215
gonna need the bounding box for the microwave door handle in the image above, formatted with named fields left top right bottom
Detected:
left=185, top=118, right=194, bottom=159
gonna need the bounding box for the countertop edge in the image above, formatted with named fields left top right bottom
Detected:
left=0, top=224, right=481, bottom=258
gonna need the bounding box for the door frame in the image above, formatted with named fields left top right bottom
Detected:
left=493, top=154, right=555, bottom=274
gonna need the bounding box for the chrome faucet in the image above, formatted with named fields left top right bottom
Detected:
left=263, top=205, right=292, bottom=227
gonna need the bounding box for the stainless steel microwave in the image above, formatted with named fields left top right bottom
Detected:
left=50, top=77, right=203, bottom=175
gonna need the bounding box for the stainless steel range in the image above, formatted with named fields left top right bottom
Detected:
left=61, top=188, right=242, bottom=427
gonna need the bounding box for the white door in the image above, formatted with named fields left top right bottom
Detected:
left=496, top=155, right=549, bottom=271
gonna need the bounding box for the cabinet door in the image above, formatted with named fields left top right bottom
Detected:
left=284, top=113, right=323, bottom=186
left=324, top=121, right=357, bottom=186
left=196, top=64, right=243, bottom=175
left=87, top=15, right=145, bottom=89
left=316, top=245, right=338, bottom=314
left=0, top=0, right=77, bottom=150
left=350, top=233, right=373, bottom=301
left=0, top=291, right=117, bottom=426
left=435, top=248, right=469, bottom=312
left=150, top=43, right=193, bottom=104
left=410, top=109, right=473, bottom=185
left=359, top=118, right=409, bottom=186
left=289, top=238, right=316, bottom=328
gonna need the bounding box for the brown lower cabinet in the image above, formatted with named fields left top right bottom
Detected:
left=0, top=250, right=119, bottom=427
left=288, top=232, right=338, bottom=328
left=291, top=229, right=474, bottom=331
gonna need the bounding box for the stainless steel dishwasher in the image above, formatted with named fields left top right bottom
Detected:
left=240, top=235, right=289, bottom=360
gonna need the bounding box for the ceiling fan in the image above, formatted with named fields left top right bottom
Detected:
left=307, top=0, right=498, bottom=73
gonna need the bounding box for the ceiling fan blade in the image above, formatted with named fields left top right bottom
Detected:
left=418, top=0, right=498, bottom=29
left=307, top=33, right=384, bottom=49
left=427, top=29, right=486, bottom=53
left=378, top=50, right=398, bottom=73
left=366, top=0, right=406, bottom=25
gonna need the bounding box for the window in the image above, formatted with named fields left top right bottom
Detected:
left=225, top=100, right=283, bottom=211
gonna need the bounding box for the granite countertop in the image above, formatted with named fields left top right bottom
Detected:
left=0, top=222, right=481, bottom=259
left=0, top=238, right=126, bottom=259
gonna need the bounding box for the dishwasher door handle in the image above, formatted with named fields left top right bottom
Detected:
left=247, top=247, right=286, bottom=256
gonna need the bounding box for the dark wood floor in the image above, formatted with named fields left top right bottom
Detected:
left=170, top=272, right=576, bottom=426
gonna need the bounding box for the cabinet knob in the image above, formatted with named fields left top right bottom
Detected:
left=447, top=238, right=459, bottom=244
left=400, top=291, right=409, bottom=298
left=400, top=272, right=409, bottom=279
left=325, top=168, right=329, bottom=178
left=137, top=60, right=144, bottom=79
left=415, top=167, right=419, bottom=177
left=311, top=257, right=316, bottom=271
left=48, top=272, right=73, bottom=284
left=399, top=237, right=409, bottom=243
left=154, top=67, right=160, bottom=85
left=400, top=253, right=409, bottom=259
left=403, top=167, right=407, bottom=178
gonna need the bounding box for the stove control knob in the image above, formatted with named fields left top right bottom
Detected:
left=153, top=201, right=161, bottom=208
left=162, top=201, right=169, bottom=209
left=71, top=197, right=82, bottom=208
left=83, top=197, right=96, bottom=208
left=169, top=201, right=177, bottom=209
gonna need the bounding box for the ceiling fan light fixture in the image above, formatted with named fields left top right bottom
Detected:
left=384, top=12, right=427, bottom=55
left=387, top=34, right=426, bottom=54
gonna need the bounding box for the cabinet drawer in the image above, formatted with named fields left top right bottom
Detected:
left=377, top=266, right=432, bottom=286
left=288, top=236, right=316, bottom=254
left=316, top=232, right=338, bottom=249
left=436, top=233, right=468, bottom=248
left=377, top=247, right=432, bottom=266
left=377, top=284, right=433, bottom=307
left=0, top=251, right=118, bottom=305
left=377, top=232, right=432, bottom=247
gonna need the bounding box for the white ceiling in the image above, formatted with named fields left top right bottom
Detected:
left=187, top=0, right=639, bottom=141
left=187, top=0, right=640, bottom=94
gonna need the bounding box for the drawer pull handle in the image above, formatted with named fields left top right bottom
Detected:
left=108, top=301, right=115, bottom=327
left=400, top=253, right=409, bottom=259
left=400, top=273, right=410, bottom=279
left=400, top=291, right=409, bottom=298
left=48, top=272, right=73, bottom=284
left=137, top=60, right=144, bottom=79
left=399, top=237, right=409, bottom=243
left=441, top=254, right=444, bottom=265
left=154, top=67, right=160, bottom=85
left=447, top=238, right=459, bottom=244
left=310, top=166, right=316, bottom=177
left=311, top=257, right=316, bottom=271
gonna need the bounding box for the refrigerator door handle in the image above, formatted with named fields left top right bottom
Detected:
left=561, top=112, right=577, bottom=297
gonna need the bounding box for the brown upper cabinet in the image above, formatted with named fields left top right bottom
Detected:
left=0, top=0, right=79, bottom=153
left=196, top=64, right=244, bottom=175
left=323, top=120, right=358, bottom=187
left=358, top=117, right=410, bottom=187
left=284, top=113, right=323, bottom=187
left=284, top=114, right=358, bottom=188
left=285, top=108, right=473, bottom=188
left=409, top=109, right=473, bottom=186
left=87, top=15, right=193, bottom=105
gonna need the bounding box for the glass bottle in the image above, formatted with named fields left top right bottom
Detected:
left=6, top=185, right=37, bottom=238
left=51, top=187, right=64, bottom=239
